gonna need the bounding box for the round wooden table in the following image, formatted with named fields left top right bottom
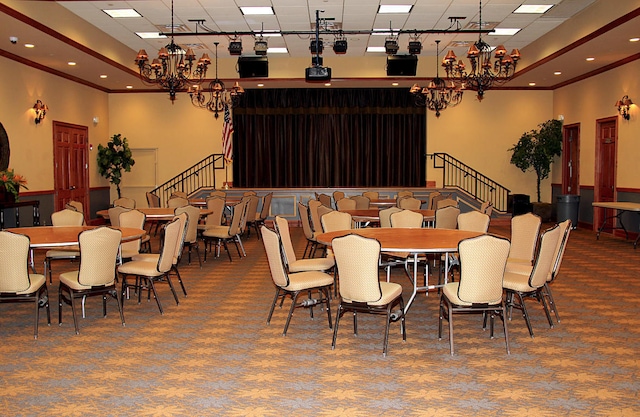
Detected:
left=96, top=207, right=212, bottom=221
left=316, top=228, right=482, bottom=313
left=341, top=209, right=434, bottom=226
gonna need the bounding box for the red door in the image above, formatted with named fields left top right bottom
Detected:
left=562, top=124, right=580, bottom=195
left=53, top=122, right=89, bottom=214
left=594, top=118, right=617, bottom=231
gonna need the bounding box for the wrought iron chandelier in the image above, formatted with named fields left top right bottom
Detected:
left=188, top=42, right=245, bottom=119
left=441, top=0, right=521, bottom=100
left=134, top=0, right=210, bottom=102
left=410, top=40, right=463, bottom=117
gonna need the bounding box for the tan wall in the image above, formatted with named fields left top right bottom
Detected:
left=0, top=56, right=110, bottom=192
left=426, top=90, right=555, bottom=202
left=553, top=59, right=640, bottom=189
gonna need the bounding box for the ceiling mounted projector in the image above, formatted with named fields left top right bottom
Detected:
left=305, top=66, right=331, bottom=82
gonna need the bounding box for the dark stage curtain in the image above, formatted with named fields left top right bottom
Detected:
left=232, top=88, right=426, bottom=188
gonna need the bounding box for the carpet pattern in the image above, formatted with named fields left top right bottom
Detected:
left=1, top=223, right=639, bottom=416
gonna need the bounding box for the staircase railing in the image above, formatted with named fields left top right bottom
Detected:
left=150, top=154, right=226, bottom=206
left=430, top=153, right=510, bottom=212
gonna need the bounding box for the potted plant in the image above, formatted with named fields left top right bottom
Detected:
left=97, top=134, right=135, bottom=199
left=508, top=119, right=563, bottom=220
left=0, top=168, right=28, bottom=202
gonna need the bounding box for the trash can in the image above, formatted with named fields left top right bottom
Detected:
left=557, top=194, right=580, bottom=228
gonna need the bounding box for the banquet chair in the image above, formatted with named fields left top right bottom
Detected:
left=298, top=202, right=322, bottom=258
left=65, top=201, right=87, bottom=225
left=480, top=200, right=493, bottom=216
left=167, top=196, right=189, bottom=208
left=320, top=210, right=352, bottom=233
left=332, top=190, right=345, bottom=205
left=503, top=225, right=562, bottom=337
left=132, top=213, right=189, bottom=297
left=390, top=209, right=424, bottom=228
left=0, top=230, right=50, bottom=339
left=44, top=208, right=84, bottom=284
left=362, top=191, right=379, bottom=200
left=262, top=226, right=333, bottom=336
left=58, top=227, right=124, bottom=334
left=308, top=199, right=325, bottom=235
left=457, top=211, right=490, bottom=233
left=243, top=190, right=257, bottom=196
left=107, top=206, right=130, bottom=227
left=317, top=204, right=334, bottom=222
left=198, top=196, right=225, bottom=232
left=379, top=207, right=402, bottom=228
left=388, top=209, right=427, bottom=282
left=175, top=205, right=202, bottom=267
left=436, top=198, right=458, bottom=209
left=351, top=195, right=370, bottom=210
left=398, top=197, right=422, bottom=210
left=170, top=191, right=188, bottom=199
left=146, top=192, right=161, bottom=208
left=397, top=190, right=414, bottom=199
left=113, top=197, right=136, bottom=209
left=118, top=209, right=146, bottom=261
left=336, top=197, right=356, bottom=211
left=209, top=190, right=226, bottom=198
left=427, top=191, right=442, bottom=210
left=543, top=219, right=572, bottom=323
left=118, top=217, right=182, bottom=314
left=331, top=234, right=406, bottom=357
left=438, top=234, right=511, bottom=355
left=202, top=199, right=248, bottom=262
left=507, top=213, right=542, bottom=267
left=274, top=216, right=335, bottom=275
left=435, top=206, right=460, bottom=230
left=316, top=193, right=332, bottom=208
left=243, top=195, right=260, bottom=239
left=254, top=192, right=273, bottom=236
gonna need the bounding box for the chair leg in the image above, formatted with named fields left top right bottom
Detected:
left=382, top=305, right=392, bottom=357
left=500, top=305, right=511, bottom=354
left=448, top=304, right=455, bottom=355
left=544, top=283, right=561, bottom=323
left=322, top=287, right=332, bottom=329
left=266, top=288, right=282, bottom=324
left=69, top=291, right=80, bottom=334
left=331, top=304, right=344, bottom=350
left=517, top=292, right=534, bottom=338
left=283, top=291, right=300, bottom=336
left=172, top=266, right=187, bottom=297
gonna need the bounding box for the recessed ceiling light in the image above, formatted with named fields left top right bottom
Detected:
left=67, top=61, right=76, bottom=66
left=529, top=82, right=536, bottom=86
left=586, top=57, right=595, bottom=61
left=135, top=32, right=166, bottom=39
left=102, top=9, right=141, bottom=18
left=100, top=74, right=108, bottom=79
left=367, top=46, right=387, bottom=53
left=378, top=5, right=413, bottom=14
left=391, top=82, right=399, bottom=86
left=554, top=71, right=562, bottom=75
left=267, top=47, right=288, bottom=54
left=240, top=6, right=274, bottom=15
left=257, top=83, right=264, bottom=87
left=630, top=37, right=640, bottom=42
left=492, top=28, right=521, bottom=36
left=24, top=44, right=34, bottom=48
left=513, top=5, right=554, bottom=14
left=126, top=85, right=133, bottom=89
left=324, top=83, right=332, bottom=87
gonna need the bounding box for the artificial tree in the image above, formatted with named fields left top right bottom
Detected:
left=97, top=133, right=135, bottom=199
left=509, top=119, right=563, bottom=203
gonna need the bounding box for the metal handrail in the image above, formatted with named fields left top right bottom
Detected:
left=430, top=153, right=510, bottom=212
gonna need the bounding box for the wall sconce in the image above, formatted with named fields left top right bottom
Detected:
left=33, top=100, right=48, bottom=124
left=615, top=95, right=633, bottom=120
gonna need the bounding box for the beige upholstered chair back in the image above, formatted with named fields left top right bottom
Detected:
left=171, top=212, right=189, bottom=264
left=427, top=191, right=442, bottom=210
left=436, top=198, right=458, bottom=209
left=244, top=195, right=260, bottom=229
left=119, top=209, right=145, bottom=255
left=66, top=200, right=84, bottom=213
left=550, top=220, right=572, bottom=282
left=228, top=200, right=248, bottom=237
left=209, top=190, right=226, bottom=198
left=397, top=190, right=414, bottom=198
left=146, top=192, right=161, bottom=208
left=362, top=191, right=379, bottom=200
left=480, top=201, right=493, bottom=216
left=205, top=196, right=226, bottom=227
left=297, top=203, right=315, bottom=240
left=308, top=199, right=324, bottom=233
left=332, top=234, right=382, bottom=303
left=321, top=210, right=352, bottom=233
left=457, top=235, right=510, bottom=304
left=351, top=195, right=370, bottom=210
left=167, top=196, right=189, bottom=208
left=76, top=227, right=121, bottom=287
left=457, top=211, right=490, bottom=233
left=435, top=206, right=460, bottom=229
left=157, top=217, right=182, bottom=273
left=398, top=197, right=421, bottom=210
left=175, top=205, right=199, bottom=244
left=390, top=209, right=423, bottom=228
left=258, top=192, right=273, bottom=221
left=170, top=191, right=188, bottom=199
left=379, top=207, right=402, bottom=228
left=243, top=190, right=257, bottom=196
left=0, top=231, right=32, bottom=292
left=274, top=216, right=297, bottom=266
left=113, top=197, right=136, bottom=209
left=529, top=226, right=562, bottom=288
left=316, top=193, right=332, bottom=208
left=509, top=213, right=542, bottom=263
left=261, top=226, right=290, bottom=288
left=52, top=208, right=84, bottom=226
left=336, top=198, right=356, bottom=211
left=107, top=206, right=130, bottom=227
left=333, top=191, right=345, bottom=202
left=317, top=204, right=333, bottom=220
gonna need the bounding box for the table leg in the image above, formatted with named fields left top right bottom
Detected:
left=403, top=253, right=420, bottom=314
left=596, top=208, right=628, bottom=240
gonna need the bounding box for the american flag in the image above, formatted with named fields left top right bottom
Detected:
left=222, top=103, right=233, bottom=163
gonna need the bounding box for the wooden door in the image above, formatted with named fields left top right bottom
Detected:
left=562, top=124, right=580, bottom=194
left=53, top=122, right=89, bottom=213
left=594, top=117, right=617, bottom=231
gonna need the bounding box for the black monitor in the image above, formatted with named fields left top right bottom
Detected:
left=237, top=56, right=269, bottom=78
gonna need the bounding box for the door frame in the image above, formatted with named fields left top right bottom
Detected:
left=562, top=123, right=580, bottom=195
left=52, top=121, right=90, bottom=213
left=593, top=116, right=618, bottom=230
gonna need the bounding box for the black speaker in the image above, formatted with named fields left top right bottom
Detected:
left=386, top=55, right=418, bottom=76
left=237, top=56, right=269, bottom=78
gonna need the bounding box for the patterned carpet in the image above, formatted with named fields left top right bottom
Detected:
left=1, top=222, right=639, bottom=416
